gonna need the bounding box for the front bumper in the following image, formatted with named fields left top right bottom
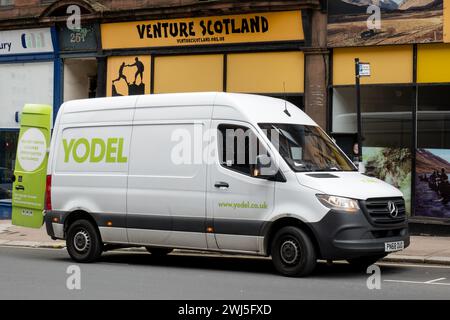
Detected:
left=308, top=209, right=410, bottom=260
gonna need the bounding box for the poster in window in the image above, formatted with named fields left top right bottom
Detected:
left=363, top=147, right=412, bottom=215
left=415, top=148, right=450, bottom=218
left=327, top=0, right=444, bottom=47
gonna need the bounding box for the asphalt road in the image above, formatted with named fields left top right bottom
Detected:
left=0, top=246, right=449, bottom=300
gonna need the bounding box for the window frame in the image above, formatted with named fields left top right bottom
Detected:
left=216, top=122, right=269, bottom=178
left=0, top=0, right=13, bottom=7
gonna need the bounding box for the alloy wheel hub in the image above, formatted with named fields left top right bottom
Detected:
left=280, top=240, right=300, bottom=265
left=74, top=230, right=90, bottom=252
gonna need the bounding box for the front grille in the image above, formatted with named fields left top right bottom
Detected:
left=361, top=197, right=407, bottom=226
left=371, top=228, right=404, bottom=239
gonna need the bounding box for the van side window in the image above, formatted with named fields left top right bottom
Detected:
left=217, top=124, right=265, bottom=176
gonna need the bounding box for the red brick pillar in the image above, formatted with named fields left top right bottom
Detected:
left=304, top=9, right=329, bottom=130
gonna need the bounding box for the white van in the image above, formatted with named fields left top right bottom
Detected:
left=44, top=92, right=409, bottom=276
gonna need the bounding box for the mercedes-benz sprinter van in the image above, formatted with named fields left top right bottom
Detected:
left=43, top=92, right=409, bottom=277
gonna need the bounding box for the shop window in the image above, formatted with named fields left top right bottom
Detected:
left=0, top=62, right=54, bottom=128
left=0, top=131, right=18, bottom=201
left=0, top=0, right=13, bottom=6
left=332, top=85, right=413, bottom=214
left=0, top=61, right=52, bottom=214
left=415, top=85, right=450, bottom=218
left=332, top=86, right=413, bottom=148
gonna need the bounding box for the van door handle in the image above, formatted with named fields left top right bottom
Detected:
left=214, top=182, right=229, bottom=189
left=15, top=185, right=25, bottom=191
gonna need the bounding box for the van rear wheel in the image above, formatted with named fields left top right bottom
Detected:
left=271, top=226, right=317, bottom=277
left=145, top=247, right=173, bottom=257
left=66, top=219, right=103, bottom=263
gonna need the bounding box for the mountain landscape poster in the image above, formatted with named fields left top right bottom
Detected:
left=328, top=0, right=444, bottom=47
left=415, top=148, right=450, bottom=218
left=362, top=147, right=412, bottom=215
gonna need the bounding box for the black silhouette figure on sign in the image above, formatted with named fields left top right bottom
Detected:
left=128, top=57, right=145, bottom=85
left=111, top=57, right=145, bottom=96
left=112, top=62, right=129, bottom=85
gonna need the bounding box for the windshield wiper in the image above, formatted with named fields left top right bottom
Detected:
left=271, top=125, right=300, bottom=147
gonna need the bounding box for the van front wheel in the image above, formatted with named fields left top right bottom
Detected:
left=270, top=226, right=317, bottom=277
left=66, top=219, right=103, bottom=263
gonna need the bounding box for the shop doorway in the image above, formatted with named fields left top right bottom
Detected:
left=63, top=58, right=98, bottom=102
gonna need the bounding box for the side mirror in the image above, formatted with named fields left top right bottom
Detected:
left=252, top=154, right=278, bottom=179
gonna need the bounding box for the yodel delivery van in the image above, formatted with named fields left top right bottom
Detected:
left=13, top=93, right=409, bottom=277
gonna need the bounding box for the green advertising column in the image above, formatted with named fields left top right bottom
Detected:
left=12, top=104, right=52, bottom=228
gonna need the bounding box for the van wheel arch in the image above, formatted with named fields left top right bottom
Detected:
left=64, top=210, right=102, bottom=242
left=264, top=217, right=321, bottom=259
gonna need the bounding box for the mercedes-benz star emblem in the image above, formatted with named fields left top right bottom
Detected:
left=387, top=201, right=399, bottom=218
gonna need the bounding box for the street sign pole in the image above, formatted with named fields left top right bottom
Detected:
left=354, top=58, right=371, bottom=172
left=355, top=58, right=363, bottom=166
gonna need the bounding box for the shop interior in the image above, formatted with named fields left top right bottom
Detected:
left=63, top=58, right=98, bottom=102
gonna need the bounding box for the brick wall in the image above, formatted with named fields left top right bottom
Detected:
left=0, top=0, right=213, bottom=21
left=0, top=0, right=321, bottom=25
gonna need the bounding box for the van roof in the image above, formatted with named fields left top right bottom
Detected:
left=59, top=92, right=317, bottom=127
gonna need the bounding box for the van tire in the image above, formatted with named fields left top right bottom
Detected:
left=66, top=219, right=103, bottom=263
left=145, top=247, right=173, bottom=257
left=270, top=226, right=316, bottom=277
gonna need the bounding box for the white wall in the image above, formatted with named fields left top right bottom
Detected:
left=332, top=87, right=356, bottom=133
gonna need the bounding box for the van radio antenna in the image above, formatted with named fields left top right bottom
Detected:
left=283, top=82, right=291, bottom=117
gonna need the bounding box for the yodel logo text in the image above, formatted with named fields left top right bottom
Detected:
left=63, top=138, right=128, bottom=163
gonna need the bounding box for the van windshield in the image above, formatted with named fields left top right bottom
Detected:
left=259, top=123, right=356, bottom=173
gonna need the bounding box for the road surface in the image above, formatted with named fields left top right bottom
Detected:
left=0, top=246, right=449, bottom=300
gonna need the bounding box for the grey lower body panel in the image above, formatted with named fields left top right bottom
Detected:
left=44, top=211, right=267, bottom=254
left=45, top=209, right=410, bottom=260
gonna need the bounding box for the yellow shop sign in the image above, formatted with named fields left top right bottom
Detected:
left=101, top=11, right=304, bottom=49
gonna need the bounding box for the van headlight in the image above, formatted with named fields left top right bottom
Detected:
left=316, top=194, right=360, bottom=213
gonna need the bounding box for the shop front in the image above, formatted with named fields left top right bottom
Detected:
left=331, top=45, right=414, bottom=215
left=101, top=10, right=306, bottom=108
left=328, top=1, right=450, bottom=226
left=414, top=44, right=450, bottom=221
left=0, top=27, right=59, bottom=218
left=58, top=23, right=102, bottom=102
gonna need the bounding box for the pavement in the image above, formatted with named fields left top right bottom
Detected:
left=0, top=220, right=65, bottom=249
left=1, top=219, right=449, bottom=265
